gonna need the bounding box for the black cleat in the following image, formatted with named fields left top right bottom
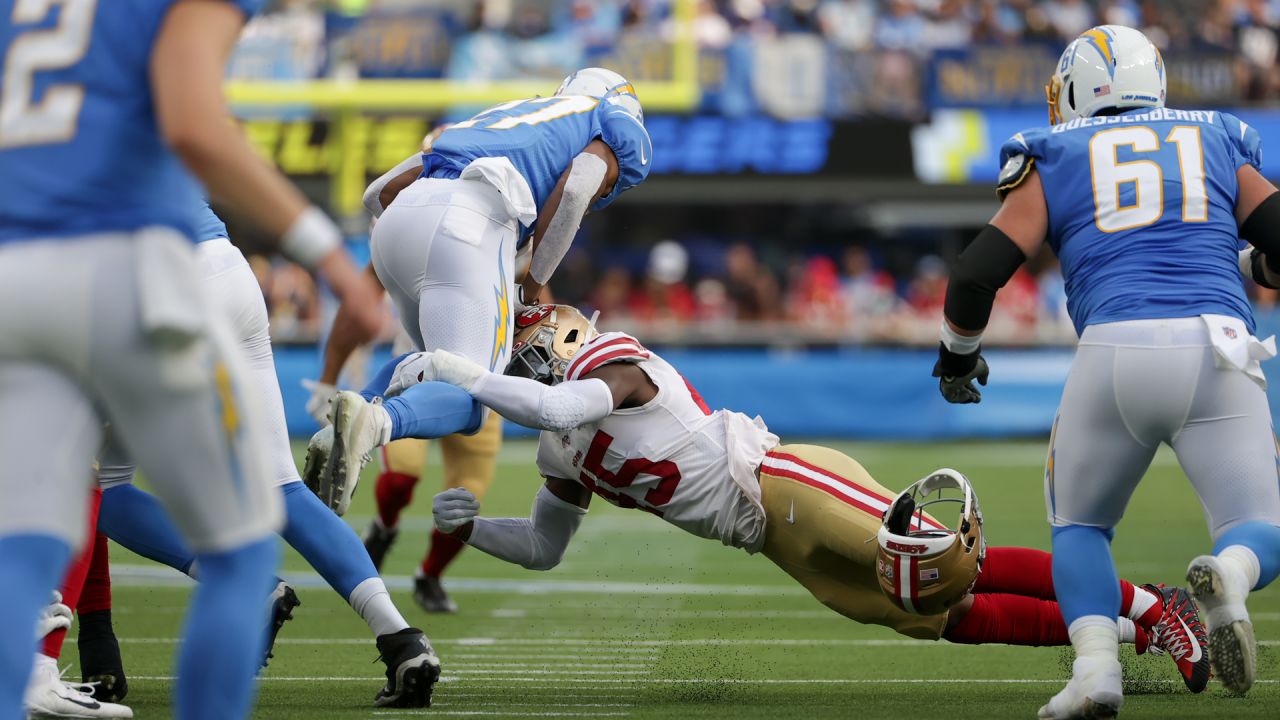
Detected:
left=263, top=581, right=301, bottom=668
left=374, top=628, right=440, bottom=708
left=77, top=609, right=129, bottom=703
left=413, top=575, right=458, bottom=614
left=363, top=521, right=399, bottom=573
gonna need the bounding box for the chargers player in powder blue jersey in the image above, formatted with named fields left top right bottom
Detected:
left=0, top=2, right=381, bottom=719
left=304, top=68, right=652, bottom=517
left=935, top=26, right=1280, bottom=717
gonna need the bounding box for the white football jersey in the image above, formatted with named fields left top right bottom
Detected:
left=536, top=333, right=779, bottom=552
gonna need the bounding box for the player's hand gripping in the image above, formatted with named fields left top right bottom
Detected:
left=387, top=350, right=486, bottom=397
left=433, top=488, right=480, bottom=534
left=35, top=591, right=72, bottom=641
left=301, top=379, right=337, bottom=425
left=933, top=343, right=990, bottom=404
left=316, top=250, right=385, bottom=338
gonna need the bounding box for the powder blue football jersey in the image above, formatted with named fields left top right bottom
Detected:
left=422, top=95, right=652, bottom=238
left=196, top=201, right=229, bottom=243
left=998, top=107, right=1259, bottom=334
left=0, top=0, right=262, bottom=244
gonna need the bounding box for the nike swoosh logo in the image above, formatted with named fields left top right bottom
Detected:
left=787, top=500, right=795, bottom=524
left=1178, top=616, right=1203, bottom=662
left=58, top=693, right=100, bottom=710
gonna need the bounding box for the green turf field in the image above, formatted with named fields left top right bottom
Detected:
left=93, top=439, right=1278, bottom=719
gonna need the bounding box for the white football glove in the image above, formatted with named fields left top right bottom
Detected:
left=302, top=379, right=338, bottom=425
left=35, top=591, right=72, bottom=640
left=433, top=487, right=481, bottom=534
left=386, top=349, right=486, bottom=397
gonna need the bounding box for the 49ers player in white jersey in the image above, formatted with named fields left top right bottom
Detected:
left=395, top=305, right=1206, bottom=685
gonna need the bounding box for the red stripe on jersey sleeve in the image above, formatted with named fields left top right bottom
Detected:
left=566, top=334, right=649, bottom=381
left=679, top=373, right=711, bottom=415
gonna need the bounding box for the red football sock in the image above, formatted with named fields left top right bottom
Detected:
left=972, top=546, right=1056, bottom=599
left=79, top=532, right=113, bottom=614
left=421, top=529, right=466, bottom=579
left=944, top=592, right=1069, bottom=647
left=42, top=487, right=103, bottom=659
left=374, top=470, right=420, bottom=529
left=1119, top=580, right=1162, bottom=627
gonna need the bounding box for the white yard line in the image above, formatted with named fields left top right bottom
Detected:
left=450, top=664, right=647, bottom=670
left=112, top=636, right=1280, bottom=648
left=107, top=564, right=806, bottom=597
left=128, top=675, right=1280, bottom=686
left=374, top=713, right=628, bottom=718
left=449, top=669, right=651, bottom=676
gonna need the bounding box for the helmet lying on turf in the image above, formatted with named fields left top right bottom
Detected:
left=876, top=468, right=986, bottom=616
left=506, top=304, right=599, bottom=385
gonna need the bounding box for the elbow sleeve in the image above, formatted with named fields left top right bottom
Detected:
left=1241, top=192, right=1280, bottom=268
left=529, top=152, right=608, bottom=285
left=467, top=486, right=587, bottom=570
left=943, top=224, right=1027, bottom=332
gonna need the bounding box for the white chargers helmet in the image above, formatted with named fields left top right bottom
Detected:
left=1047, top=25, right=1165, bottom=125
left=555, top=67, right=644, bottom=124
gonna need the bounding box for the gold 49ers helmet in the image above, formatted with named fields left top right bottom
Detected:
left=876, top=468, right=985, bottom=616
left=507, top=305, right=599, bottom=385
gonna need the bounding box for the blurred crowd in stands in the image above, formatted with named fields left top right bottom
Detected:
left=241, top=1, right=1280, bottom=108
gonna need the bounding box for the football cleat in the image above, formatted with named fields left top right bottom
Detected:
left=374, top=628, right=441, bottom=708
left=25, top=661, right=133, bottom=719
left=313, top=391, right=387, bottom=517
left=363, top=520, right=399, bottom=573
left=77, top=610, right=128, bottom=703
left=1142, top=584, right=1209, bottom=693
left=1038, top=656, right=1123, bottom=719
left=262, top=581, right=301, bottom=668
left=301, top=424, right=333, bottom=499
left=1187, top=555, right=1256, bottom=694
left=412, top=575, right=458, bottom=614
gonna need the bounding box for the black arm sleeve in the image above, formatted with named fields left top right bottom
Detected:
left=943, top=224, right=1028, bottom=332
left=1241, top=192, right=1280, bottom=275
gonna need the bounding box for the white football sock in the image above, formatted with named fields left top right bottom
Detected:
left=1126, top=585, right=1159, bottom=622
left=1068, top=615, right=1119, bottom=659
left=348, top=577, right=409, bottom=637
left=373, top=404, right=393, bottom=447
left=1217, top=544, right=1261, bottom=599
left=1116, top=617, right=1136, bottom=644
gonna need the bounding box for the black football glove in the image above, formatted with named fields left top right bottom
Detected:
left=932, top=342, right=989, bottom=404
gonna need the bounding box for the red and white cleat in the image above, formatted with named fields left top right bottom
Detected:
left=1143, top=583, right=1210, bottom=693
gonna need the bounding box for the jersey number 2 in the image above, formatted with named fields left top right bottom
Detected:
left=0, top=0, right=97, bottom=149
left=1089, top=126, right=1207, bottom=233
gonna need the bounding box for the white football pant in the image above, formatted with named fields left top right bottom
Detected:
left=0, top=231, right=281, bottom=552
left=1046, top=317, right=1280, bottom=539
left=98, top=237, right=302, bottom=491
left=371, top=176, right=519, bottom=373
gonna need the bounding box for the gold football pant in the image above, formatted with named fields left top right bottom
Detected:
left=378, top=413, right=502, bottom=500
left=758, top=444, right=948, bottom=640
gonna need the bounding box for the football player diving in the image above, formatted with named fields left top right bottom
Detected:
left=388, top=305, right=1206, bottom=690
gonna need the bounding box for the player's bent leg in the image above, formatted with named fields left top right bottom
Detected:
left=756, top=445, right=948, bottom=640
left=1171, top=349, right=1280, bottom=695
left=98, top=484, right=198, bottom=576
left=416, top=416, right=503, bottom=613
left=366, top=440, right=428, bottom=571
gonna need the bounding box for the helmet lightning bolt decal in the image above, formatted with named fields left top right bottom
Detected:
left=1082, top=28, right=1117, bottom=78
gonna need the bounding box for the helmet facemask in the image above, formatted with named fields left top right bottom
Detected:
left=876, top=469, right=986, bottom=616
left=505, top=305, right=599, bottom=386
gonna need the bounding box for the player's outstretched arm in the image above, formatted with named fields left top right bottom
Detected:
left=432, top=478, right=591, bottom=571
left=1236, top=165, right=1280, bottom=289
left=935, top=170, right=1047, bottom=403
left=521, top=140, right=620, bottom=303
left=150, top=1, right=382, bottom=335
left=387, top=349, right=652, bottom=431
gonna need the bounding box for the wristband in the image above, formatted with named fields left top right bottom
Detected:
left=940, top=320, right=982, bottom=354
left=282, top=206, right=342, bottom=269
